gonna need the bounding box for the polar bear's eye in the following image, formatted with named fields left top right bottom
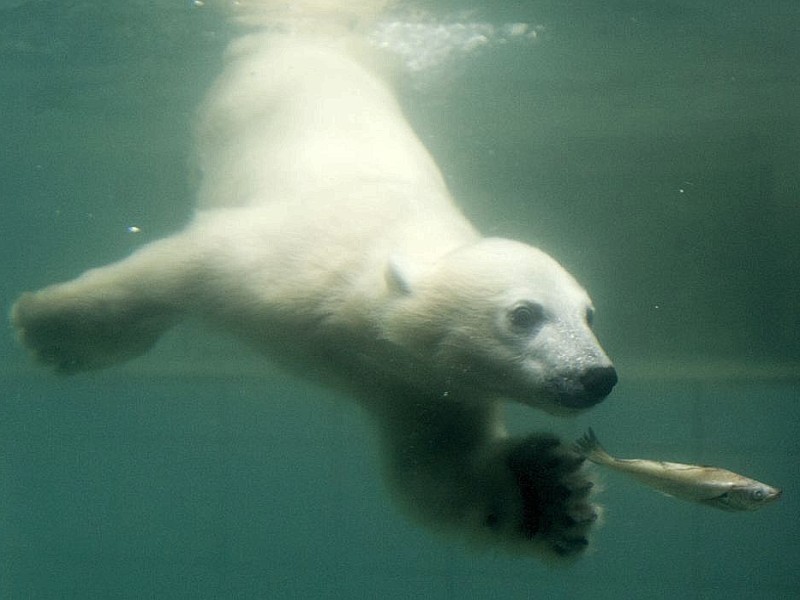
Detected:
left=508, top=303, right=544, bottom=333
left=585, top=306, right=595, bottom=327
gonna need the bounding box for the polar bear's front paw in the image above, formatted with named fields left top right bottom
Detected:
left=11, top=287, right=173, bottom=374
left=12, top=290, right=121, bottom=373
left=506, top=434, right=599, bottom=558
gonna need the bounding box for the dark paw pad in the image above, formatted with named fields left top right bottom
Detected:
left=507, top=434, right=599, bottom=558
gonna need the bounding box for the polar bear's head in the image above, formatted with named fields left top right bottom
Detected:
left=383, top=238, right=616, bottom=413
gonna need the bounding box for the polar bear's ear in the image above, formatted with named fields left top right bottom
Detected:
left=386, top=256, right=414, bottom=296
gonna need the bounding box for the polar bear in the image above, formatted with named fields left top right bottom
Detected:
left=9, top=1, right=616, bottom=560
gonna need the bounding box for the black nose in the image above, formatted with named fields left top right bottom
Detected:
left=580, top=366, right=618, bottom=400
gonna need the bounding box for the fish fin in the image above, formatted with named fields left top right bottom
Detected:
left=574, top=428, right=614, bottom=465
left=698, top=492, right=739, bottom=512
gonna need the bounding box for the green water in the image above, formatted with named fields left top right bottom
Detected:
left=1, top=1, right=798, bottom=598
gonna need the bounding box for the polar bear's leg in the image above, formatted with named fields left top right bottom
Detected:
left=369, top=394, right=598, bottom=560
left=10, top=233, right=199, bottom=373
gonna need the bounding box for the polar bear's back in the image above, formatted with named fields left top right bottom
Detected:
left=194, top=34, right=452, bottom=213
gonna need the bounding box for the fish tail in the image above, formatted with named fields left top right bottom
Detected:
left=574, top=428, right=614, bottom=465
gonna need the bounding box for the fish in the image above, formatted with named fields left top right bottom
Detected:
left=574, top=428, right=781, bottom=511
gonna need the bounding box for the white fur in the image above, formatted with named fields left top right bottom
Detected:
left=10, top=1, right=615, bottom=561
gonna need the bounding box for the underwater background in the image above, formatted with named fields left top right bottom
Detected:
left=1, top=1, right=798, bottom=598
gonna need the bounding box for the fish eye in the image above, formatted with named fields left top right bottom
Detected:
left=751, top=488, right=765, bottom=501
left=508, top=302, right=544, bottom=333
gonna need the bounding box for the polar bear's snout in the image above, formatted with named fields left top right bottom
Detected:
left=576, top=365, right=618, bottom=406
left=531, top=319, right=617, bottom=410
left=539, top=363, right=617, bottom=410
left=582, top=364, right=618, bottom=399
